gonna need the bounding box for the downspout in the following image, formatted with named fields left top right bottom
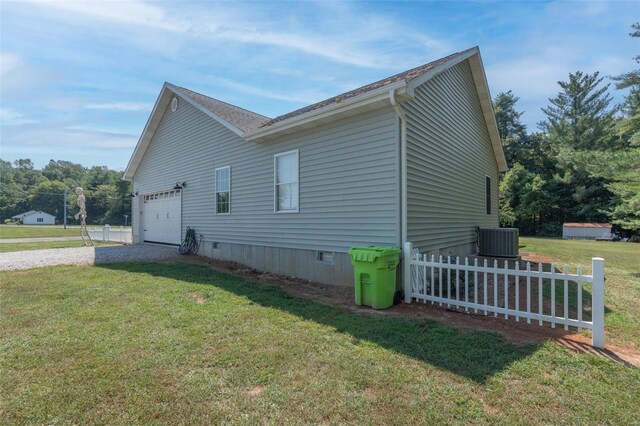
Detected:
left=389, top=88, right=407, bottom=245
left=389, top=88, right=411, bottom=303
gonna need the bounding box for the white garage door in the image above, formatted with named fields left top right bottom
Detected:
left=142, top=189, right=181, bottom=245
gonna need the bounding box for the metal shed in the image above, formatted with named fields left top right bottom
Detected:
left=562, top=223, right=612, bottom=240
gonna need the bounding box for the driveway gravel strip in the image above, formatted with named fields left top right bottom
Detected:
left=0, top=244, right=179, bottom=271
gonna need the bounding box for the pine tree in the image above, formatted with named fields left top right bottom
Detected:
left=540, top=72, right=619, bottom=223
left=540, top=71, right=618, bottom=150
left=493, top=91, right=528, bottom=167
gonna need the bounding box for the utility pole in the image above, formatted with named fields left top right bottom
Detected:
left=63, top=187, right=67, bottom=229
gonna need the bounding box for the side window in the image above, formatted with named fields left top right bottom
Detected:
left=485, top=175, right=492, bottom=215
left=215, top=166, right=231, bottom=214
left=274, top=150, right=299, bottom=212
left=37, top=217, right=44, bottom=223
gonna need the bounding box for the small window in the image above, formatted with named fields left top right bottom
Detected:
left=37, top=217, right=44, bottom=223
left=274, top=150, right=299, bottom=212
left=485, top=175, right=492, bottom=215
left=215, top=166, right=231, bottom=214
left=171, top=97, right=179, bottom=112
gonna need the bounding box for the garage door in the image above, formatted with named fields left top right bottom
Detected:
left=142, top=189, right=181, bottom=245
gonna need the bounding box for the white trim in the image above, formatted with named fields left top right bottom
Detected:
left=274, top=149, right=300, bottom=213
left=215, top=165, right=231, bottom=215
left=485, top=174, right=492, bottom=215
left=467, top=53, right=508, bottom=172
left=390, top=88, right=408, bottom=248
left=123, top=82, right=246, bottom=181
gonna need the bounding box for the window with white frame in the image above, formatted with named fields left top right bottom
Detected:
left=215, top=166, right=230, bottom=214
left=37, top=217, right=44, bottom=223
left=485, top=175, right=492, bottom=215
left=274, top=150, right=299, bottom=212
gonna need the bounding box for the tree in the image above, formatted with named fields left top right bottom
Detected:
left=0, top=160, right=29, bottom=219
left=28, top=181, right=67, bottom=220
left=494, top=91, right=528, bottom=167
left=540, top=71, right=619, bottom=223
left=499, top=163, right=555, bottom=234
left=540, top=71, right=619, bottom=150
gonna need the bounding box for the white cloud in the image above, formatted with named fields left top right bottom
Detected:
left=0, top=53, right=22, bottom=78
left=3, top=126, right=137, bottom=150
left=208, top=77, right=331, bottom=105
left=85, top=102, right=152, bottom=111
left=0, top=108, right=37, bottom=126
left=28, top=0, right=184, bottom=32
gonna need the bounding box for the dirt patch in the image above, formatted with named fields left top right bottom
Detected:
left=171, top=255, right=640, bottom=368
left=520, top=252, right=561, bottom=265
left=247, top=386, right=264, bottom=396
left=187, top=291, right=208, bottom=304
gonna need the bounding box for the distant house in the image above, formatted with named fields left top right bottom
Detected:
left=562, top=223, right=612, bottom=240
left=124, top=46, right=508, bottom=286
left=11, top=210, right=56, bottom=225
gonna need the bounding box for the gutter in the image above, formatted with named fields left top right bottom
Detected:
left=246, top=81, right=407, bottom=141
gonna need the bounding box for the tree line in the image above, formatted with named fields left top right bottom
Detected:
left=0, top=159, right=132, bottom=226
left=495, top=23, right=639, bottom=235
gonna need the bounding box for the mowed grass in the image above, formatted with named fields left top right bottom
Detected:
left=0, top=240, right=116, bottom=253
left=0, top=225, right=131, bottom=239
left=520, top=238, right=640, bottom=349
left=1, top=263, right=638, bottom=424
left=0, top=225, right=84, bottom=239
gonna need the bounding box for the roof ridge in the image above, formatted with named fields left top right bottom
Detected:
left=177, top=86, right=270, bottom=120
left=259, top=47, right=474, bottom=127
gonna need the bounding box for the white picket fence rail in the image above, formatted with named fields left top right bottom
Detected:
left=402, top=242, right=605, bottom=348
left=87, top=225, right=132, bottom=243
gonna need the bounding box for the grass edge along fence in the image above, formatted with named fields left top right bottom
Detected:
left=402, top=242, right=605, bottom=348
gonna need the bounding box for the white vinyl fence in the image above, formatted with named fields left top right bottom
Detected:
left=87, top=225, right=133, bottom=244
left=402, top=242, right=605, bottom=348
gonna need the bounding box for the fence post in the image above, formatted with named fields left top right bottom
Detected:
left=103, top=224, right=110, bottom=242
left=403, top=241, right=412, bottom=303
left=591, top=257, right=605, bottom=348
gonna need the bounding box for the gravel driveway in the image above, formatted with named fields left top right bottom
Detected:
left=0, top=244, right=179, bottom=271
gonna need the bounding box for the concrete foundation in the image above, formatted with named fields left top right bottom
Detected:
left=134, top=237, right=478, bottom=288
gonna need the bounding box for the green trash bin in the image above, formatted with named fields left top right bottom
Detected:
left=348, top=246, right=401, bottom=310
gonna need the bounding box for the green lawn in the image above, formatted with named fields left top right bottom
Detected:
left=0, top=240, right=116, bottom=253
left=0, top=225, right=130, bottom=239
left=1, top=263, right=638, bottom=424
left=520, top=237, right=640, bottom=349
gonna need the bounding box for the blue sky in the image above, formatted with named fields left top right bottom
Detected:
left=1, top=0, right=638, bottom=170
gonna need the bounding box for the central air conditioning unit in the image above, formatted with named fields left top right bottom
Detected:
left=477, top=227, right=519, bottom=258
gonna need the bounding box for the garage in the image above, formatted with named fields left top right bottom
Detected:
left=142, top=189, right=182, bottom=245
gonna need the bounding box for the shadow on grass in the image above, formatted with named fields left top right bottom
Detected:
left=99, top=262, right=543, bottom=384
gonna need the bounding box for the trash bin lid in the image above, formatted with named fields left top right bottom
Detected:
left=348, top=246, right=400, bottom=262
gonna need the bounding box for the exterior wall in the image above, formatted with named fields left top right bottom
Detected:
left=131, top=99, right=400, bottom=258
left=562, top=226, right=611, bottom=239
left=403, top=59, right=499, bottom=253
left=22, top=212, right=56, bottom=225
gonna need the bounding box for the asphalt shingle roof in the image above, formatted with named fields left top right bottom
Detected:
left=259, top=48, right=471, bottom=127
left=177, top=48, right=472, bottom=133
left=177, top=87, right=270, bottom=133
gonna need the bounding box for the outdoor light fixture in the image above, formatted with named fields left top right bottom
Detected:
left=173, top=181, right=186, bottom=190
left=130, top=191, right=139, bottom=197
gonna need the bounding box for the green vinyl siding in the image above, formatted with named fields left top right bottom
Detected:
left=404, top=59, right=499, bottom=252
left=132, top=100, right=399, bottom=252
